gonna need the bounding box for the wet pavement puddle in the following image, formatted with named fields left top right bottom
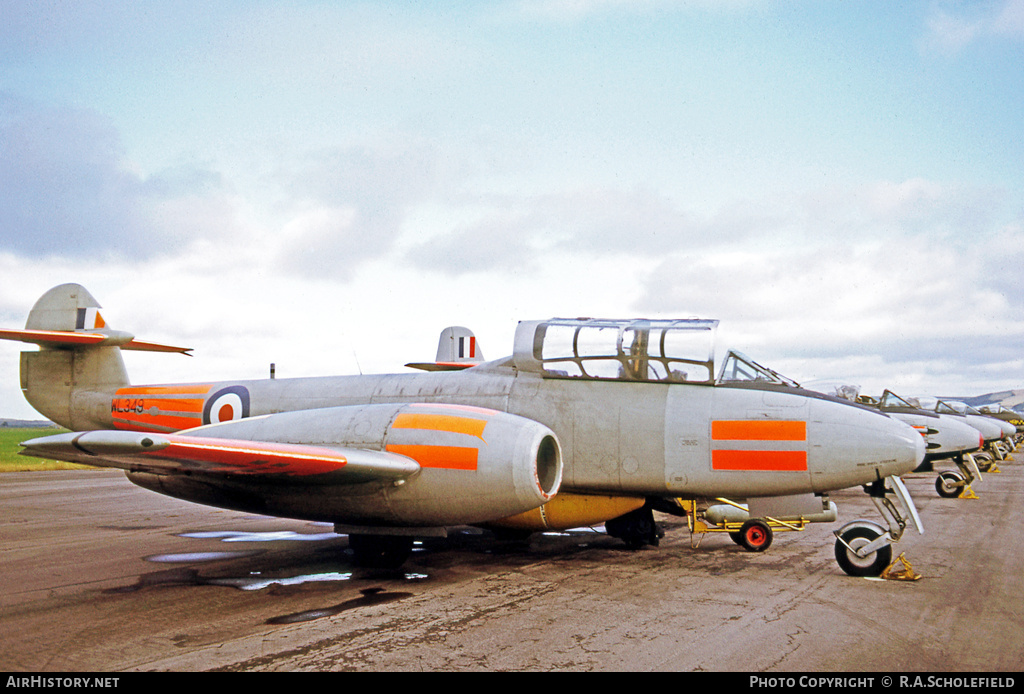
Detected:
left=180, top=530, right=341, bottom=542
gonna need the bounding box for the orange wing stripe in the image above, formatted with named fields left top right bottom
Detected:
left=712, top=420, right=806, bottom=441
left=712, top=450, right=808, bottom=471
left=392, top=413, right=487, bottom=440
left=385, top=444, right=478, bottom=471
left=155, top=437, right=349, bottom=476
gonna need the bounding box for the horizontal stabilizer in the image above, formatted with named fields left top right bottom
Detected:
left=404, top=361, right=477, bottom=372
left=20, top=430, right=420, bottom=484
left=0, top=327, right=192, bottom=355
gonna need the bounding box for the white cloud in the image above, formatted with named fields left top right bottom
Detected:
left=921, top=0, right=1024, bottom=54
left=0, top=95, right=242, bottom=261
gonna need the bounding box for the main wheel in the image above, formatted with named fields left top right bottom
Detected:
left=738, top=519, right=773, bottom=552
left=605, top=505, right=663, bottom=549
left=834, top=526, right=891, bottom=577
left=935, top=471, right=964, bottom=498
left=348, top=534, right=414, bottom=569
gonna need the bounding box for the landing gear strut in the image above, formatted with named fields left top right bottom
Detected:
left=833, top=476, right=923, bottom=577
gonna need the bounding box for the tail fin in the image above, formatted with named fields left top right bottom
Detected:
left=405, top=326, right=485, bottom=372
left=1, top=284, right=191, bottom=429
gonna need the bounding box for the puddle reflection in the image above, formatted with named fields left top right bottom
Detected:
left=146, top=551, right=264, bottom=563
left=130, top=527, right=431, bottom=593
left=180, top=530, right=341, bottom=542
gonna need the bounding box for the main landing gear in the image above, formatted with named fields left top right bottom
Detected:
left=833, top=476, right=923, bottom=577
left=604, top=502, right=665, bottom=548
left=347, top=534, right=415, bottom=569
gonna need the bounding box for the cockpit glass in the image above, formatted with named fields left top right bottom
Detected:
left=533, top=318, right=716, bottom=384
left=716, top=350, right=800, bottom=387
left=935, top=400, right=961, bottom=415
left=879, top=390, right=913, bottom=409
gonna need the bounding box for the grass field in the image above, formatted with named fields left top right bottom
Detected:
left=0, top=427, right=95, bottom=472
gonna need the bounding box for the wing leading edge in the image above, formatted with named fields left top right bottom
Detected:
left=20, top=430, right=420, bottom=485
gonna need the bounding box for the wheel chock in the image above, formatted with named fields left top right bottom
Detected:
left=880, top=552, right=922, bottom=581
left=989, top=464, right=1001, bottom=474
left=959, top=485, right=979, bottom=499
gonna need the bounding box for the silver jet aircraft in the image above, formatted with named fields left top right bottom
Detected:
left=909, top=396, right=1014, bottom=467
left=859, top=390, right=985, bottom=498
left=2, top=284, right=926, bottom=576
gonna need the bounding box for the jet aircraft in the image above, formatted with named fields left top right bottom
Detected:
left=908, top=397, right=1015, bottom=466
left=857, top=390, right=986, bottom=498
left=2, top=284, right=927, bottom=576
left=976, top=404, right=1024, bottom=437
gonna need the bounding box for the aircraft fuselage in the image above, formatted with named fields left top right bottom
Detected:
left=74, top=363, right=923, bottom=502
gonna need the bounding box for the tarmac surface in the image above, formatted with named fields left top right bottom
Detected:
left=1, top=450, right=1022, bottom=672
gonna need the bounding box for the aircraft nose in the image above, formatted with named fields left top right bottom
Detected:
left=809, top=401, right=925, bottom=491
left=902, top=421, right=927, bottom=473
left=870, top=414, right=926, bottom=478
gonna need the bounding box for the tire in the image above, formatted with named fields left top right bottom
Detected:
left=738, top=519, right=773, bottom=552
left=348, top=534, right=414, bottom=569
left=935, top=471, right=964, bottom=498
left=834, top=526, right=892, bottom=577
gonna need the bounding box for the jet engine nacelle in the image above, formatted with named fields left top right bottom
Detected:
left=128, top=402, right=563, bottom=528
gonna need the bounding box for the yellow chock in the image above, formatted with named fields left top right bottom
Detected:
left=959, top=485, right=979, bottom=499
left=989, top=464, right=1002, bottom=473
left=881, top=552, right=922, bottom=581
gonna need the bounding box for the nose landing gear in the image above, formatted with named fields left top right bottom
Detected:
left=833, top=476, right=923, bottom=578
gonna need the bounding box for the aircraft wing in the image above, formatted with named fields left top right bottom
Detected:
left=20, top=430, right=420, bottom=485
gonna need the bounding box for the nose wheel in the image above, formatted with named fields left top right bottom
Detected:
left=936, top=471, right=966, bottom=498
left=834, top=526, right=892, bottom=577
left=833, top=476, right=923, bottom=577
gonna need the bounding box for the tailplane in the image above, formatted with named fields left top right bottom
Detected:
left=1, top=284, right=191, bottom=429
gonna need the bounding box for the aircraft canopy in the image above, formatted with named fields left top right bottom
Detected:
left=513, top=318, right=718, bottom=384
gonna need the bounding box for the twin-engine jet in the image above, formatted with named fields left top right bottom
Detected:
left=2, top=284, right=926, bottom=576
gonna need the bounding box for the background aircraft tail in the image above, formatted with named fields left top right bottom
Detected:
left=405, top=326, right=485, bottom=372
left=0, top=283, right=190, bottom=429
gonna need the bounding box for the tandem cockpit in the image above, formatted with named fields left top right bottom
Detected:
left=509, top=317, right=801, bottom=389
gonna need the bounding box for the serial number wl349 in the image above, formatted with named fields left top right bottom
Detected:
left=111, top=398, right=145, bottom=415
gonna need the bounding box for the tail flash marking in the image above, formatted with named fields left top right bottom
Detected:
left=457, top=336, right=477, bottom=359
left=75, top=307, right=106, bottom=330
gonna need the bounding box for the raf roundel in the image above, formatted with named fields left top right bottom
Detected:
left=203, top=386, right=251, bottom=425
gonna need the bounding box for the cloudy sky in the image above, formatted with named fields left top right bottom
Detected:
left=1, top=0, right=1022, bottom=419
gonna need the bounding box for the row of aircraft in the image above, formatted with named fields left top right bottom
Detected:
left=812, top=387, right=1020, bottom=500
left=0, top=284, right=1018, bottom=576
